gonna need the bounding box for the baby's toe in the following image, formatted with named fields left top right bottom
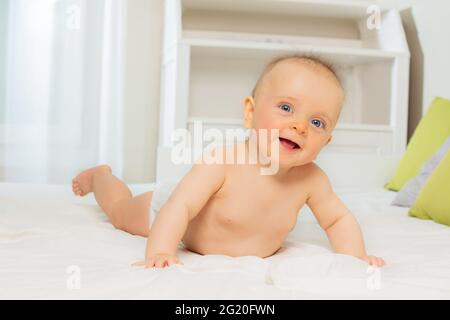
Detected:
left=73, top=186, right=83, bottom=196
left=71, top=179, right=86, bottom=196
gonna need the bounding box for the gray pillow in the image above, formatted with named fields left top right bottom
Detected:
left=391, top=136, right=450, bottom=207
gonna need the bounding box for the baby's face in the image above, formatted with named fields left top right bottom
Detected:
left=243, top=60, right=344, bottom=168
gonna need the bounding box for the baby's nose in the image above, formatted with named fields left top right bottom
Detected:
left=290, top=119, right=308, bottom=134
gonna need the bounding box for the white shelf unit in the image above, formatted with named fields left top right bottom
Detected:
left=157, top=0, right=410, bottom=181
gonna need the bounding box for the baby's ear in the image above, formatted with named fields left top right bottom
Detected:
left=243, top=96, right=255, bottom=129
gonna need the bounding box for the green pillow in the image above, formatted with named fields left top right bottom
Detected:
left=409, top=150, right=450, bottom=226
left=385, top=97, right=450, bottom=191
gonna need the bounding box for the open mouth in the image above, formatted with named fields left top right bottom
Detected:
left=279, top=137, right=301, bottom=150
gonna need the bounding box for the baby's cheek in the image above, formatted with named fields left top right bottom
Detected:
left=251, top=110, right=274, bottom=128
left=307, top=143, right=326, bottom=160
left=265, top=123, right=282, bottom=141
left=261, top=116, right=278, bottom=129
left=254, top=118, right=278, bottom=133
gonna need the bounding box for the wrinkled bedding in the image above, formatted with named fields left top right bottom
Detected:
left=1, top=183, right=449, bottom=299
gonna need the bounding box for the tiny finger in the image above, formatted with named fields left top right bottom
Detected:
left=167, top=258, right=176, bottom=266
left=145, top=260, right=155, bottom=268
left=154, top=260, right=165, bottom=268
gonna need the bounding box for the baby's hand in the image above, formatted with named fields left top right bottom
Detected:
left=362, top=255, right=385, bottom=267
left=132, top=253, right=183, bottom=269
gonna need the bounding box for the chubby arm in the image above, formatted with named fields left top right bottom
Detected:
left=135, top=154, right=226, bottom=268
left=306, top=164, right=385, bottom=267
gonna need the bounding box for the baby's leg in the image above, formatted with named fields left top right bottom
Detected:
left=72, top=165, right=152, bottom=237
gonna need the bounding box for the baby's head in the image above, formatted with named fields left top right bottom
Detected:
left=243, top=54, right=344, bottom=168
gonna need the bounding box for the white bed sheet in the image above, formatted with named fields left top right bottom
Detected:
left=1, top=182, right=450, bottom=299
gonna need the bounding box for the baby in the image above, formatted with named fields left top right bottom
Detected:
left=72, top=54, right=385, bottom=269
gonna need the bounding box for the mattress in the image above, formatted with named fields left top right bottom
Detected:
left=1, top=182, right=450, bottom=299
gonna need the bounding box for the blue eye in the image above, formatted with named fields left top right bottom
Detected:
left=311, top=119, right=325, bottom=128
left=279, top=104, right=293, bottom=113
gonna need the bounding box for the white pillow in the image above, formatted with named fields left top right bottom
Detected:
left=391, top=136, right=450, bottom=207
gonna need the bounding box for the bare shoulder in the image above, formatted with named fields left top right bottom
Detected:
left=295, top=162, right=333, bottom=202
left=190, top=145, right=228, bottom=185
left=194, top=144, right=227, bottom=166
left=291, top=162, right=328, bottom=180
left=300, top=163, right=352, bottom=231
left=173, top=145, right=228, bottom=218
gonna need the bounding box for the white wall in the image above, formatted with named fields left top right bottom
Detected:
left=399, top=0, right=450, bottom=110
left=371, top=0, right=450, bottom=139
left=0, top=0, right=7, bottom=125
left=123, top=0, right=163, bottom=182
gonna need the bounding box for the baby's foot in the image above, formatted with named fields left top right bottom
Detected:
left=72, top=165, right=112, bottom=197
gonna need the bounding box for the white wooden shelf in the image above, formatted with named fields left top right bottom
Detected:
left=156, top=0, right=410, bottom=181
left=182, top=37, right=404, bottom=66
left=182, top=0, right=389, bottom=21
left=182, top=30, right=410, bottom=54
left=183, top=30, right=365, bottom=49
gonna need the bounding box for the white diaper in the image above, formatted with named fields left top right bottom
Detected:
left=149, top=179, right=180, bottom=226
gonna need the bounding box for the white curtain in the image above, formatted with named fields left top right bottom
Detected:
left=0, top=0, right=127, bottom=183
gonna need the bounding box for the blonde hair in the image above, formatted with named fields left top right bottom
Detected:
left=251, top=54, right=342, bottom=98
